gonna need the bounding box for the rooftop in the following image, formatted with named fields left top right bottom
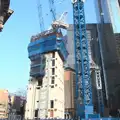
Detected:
left=30, top=29, right=63, bottom=42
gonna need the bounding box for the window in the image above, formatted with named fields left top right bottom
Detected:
left=51, top=77, right=55, bottom=84
left=52, top=68, right=55, bottom=75
left=52, top=60, right=55, bottom=66
left=50, top=110, right=54, bottom=117
left=50, top=100, right=54, bottom=108
left=38, top=80, right=42, bottom=86
left=65, top=114, right=66, bottom=119
left=36, top=87, right=40, bottom=89
left=52, top=52, right=55, bottom=58
left=42, top=56, right=46, bottom=63
left=51, top=85, right=54, bottom=88
left=34, top=109, right=38, bottom=117
left=67, top=114, right=69, bottom=119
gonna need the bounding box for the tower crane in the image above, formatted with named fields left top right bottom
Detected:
left=48, top=0, right=56, bottom=21
left=37, top=0, right=68, bottom=33
left=72, top=0, right=101, bottom=119
left=48, top=0, right=69, bottom=30
left=36, top=0, right=44, bottom=32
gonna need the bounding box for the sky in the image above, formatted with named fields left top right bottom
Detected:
left=0, top=0, right=97, bottom=93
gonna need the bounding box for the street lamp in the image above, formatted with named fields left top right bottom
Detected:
left=0, top=0, right=13, bottom=32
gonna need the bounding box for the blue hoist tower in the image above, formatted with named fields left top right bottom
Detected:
left=72, top=0, right=100, bottom=119
left=72, top=1, right=120, bottom=120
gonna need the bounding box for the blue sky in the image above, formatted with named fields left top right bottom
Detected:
left=0, top=0, right=97, bottom=93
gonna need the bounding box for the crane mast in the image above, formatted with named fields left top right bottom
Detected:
left=48, top=0, right=69, bottom=30
left=72, top=0, right=94, bottom=118
left=37, top=0, right=44, bottom=32
left=48, top=0, right=56, bottom=21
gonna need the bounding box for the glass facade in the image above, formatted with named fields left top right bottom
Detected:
left=95, top=0, right=120, bottom=110
left=95, top=0, right=120, bottom=33
left=101, top=0, right=111, bottom=23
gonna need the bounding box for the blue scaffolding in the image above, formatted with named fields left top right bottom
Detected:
left=28, top=30, right=68, bottom=77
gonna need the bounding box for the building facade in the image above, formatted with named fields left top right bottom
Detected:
left=64, top=68, right=75, bottom=119
left=10, top=95, right=26, bottom=117
left=95, top=0, right=120, bottom=113
left=0, top=89, right=10, bottom=119
left=25, top=52, right=65, bottom=119
left=66, top=24, right=101, bottom=70
left=65, top=25, right=75, bottom=70
left=0, top=90, right=25, bottom=119
left=25, top=30, right=68, bottom=119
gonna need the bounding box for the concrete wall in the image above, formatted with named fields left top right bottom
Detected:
left=25, top=52, right=64, bottom=119
left=64, top=69, right=76, bottom=118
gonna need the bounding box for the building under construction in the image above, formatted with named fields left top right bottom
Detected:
left=0, top=89, right=10, bottom=119
left=25, top=29, right=68, bottom=119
